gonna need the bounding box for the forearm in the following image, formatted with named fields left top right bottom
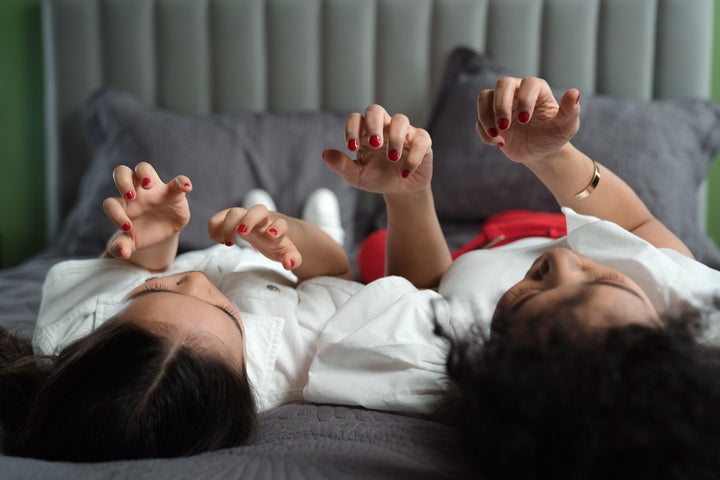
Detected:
left=384, top=187, right=452, bottom=288
left=275, top=213, right=353, bottom=281
left=526, top=144, right=693, bottom=257
left=104, top=232, right=180, bottom=272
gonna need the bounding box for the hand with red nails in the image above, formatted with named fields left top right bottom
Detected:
left=323, top=104, right=433, bottom=195
left=208, top=204, right=302, bottom=272
left=207, top=204, right=352, bottom=280
left=475, top=77, right=692, bottom=258
left=102, top=162, right=192, bottom=271
left=476, top=76, right=580, bottom=165
left=325, top=105, right=451, bottom=289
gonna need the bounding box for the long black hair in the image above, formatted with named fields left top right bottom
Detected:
left=439, top=302, right=720, bottom=480
left=0, top=319, right=256, bottom=461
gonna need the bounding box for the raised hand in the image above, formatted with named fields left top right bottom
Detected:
left=476, top=76, right=581, bottom=165
left=323, top=104, right=433, bottom=195
left=103, top=162, right=192, bottom=260
left=208, top=205, right=301, bottom=271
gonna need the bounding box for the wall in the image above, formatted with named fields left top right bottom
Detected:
left=709, top=0, right=720, bottom=246
left=0, top=0, right=719, bottom=268
left=0, top=0, right=45, bottom=268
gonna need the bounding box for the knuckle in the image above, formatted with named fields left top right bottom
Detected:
left=391, top=113, right=408, bottom=124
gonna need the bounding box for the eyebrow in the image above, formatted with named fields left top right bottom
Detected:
left=511, top=280, right=645, bottom=313
left=126, top=289, right=244, bottom=338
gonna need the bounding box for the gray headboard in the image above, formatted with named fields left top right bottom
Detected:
left=43, top=0, right=715, bottom=241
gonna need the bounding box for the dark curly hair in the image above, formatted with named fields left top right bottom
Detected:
left=439, top=301, right=720, bottom=480
left=0, top=319, right=256, bottom=462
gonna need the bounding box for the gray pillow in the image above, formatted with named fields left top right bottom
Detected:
left=428, top=47, right=720, bottom=268
left=56, top=88, right=360, bottom=258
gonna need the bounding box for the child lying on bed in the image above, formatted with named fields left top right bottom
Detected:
left=322, top=76, right=720, bottom=480
left=0, top=164, right=452, bottom=460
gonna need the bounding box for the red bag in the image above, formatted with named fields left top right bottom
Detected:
left=357, top=210, right=567, bottom=283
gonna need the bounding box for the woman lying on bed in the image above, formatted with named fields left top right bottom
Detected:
left=322, top=76, right=720, bottom=480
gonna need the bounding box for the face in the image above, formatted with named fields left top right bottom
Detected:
left=492, top=248, right=661, bottom=342
left=117, top=271, right=245, bottom=367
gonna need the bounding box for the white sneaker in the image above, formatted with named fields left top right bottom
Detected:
left=302, top=188, right=345, bottom=246
left=243, top=189, right=277, bottom=211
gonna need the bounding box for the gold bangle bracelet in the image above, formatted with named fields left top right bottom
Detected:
left=573, top=159, right=601, bottom=200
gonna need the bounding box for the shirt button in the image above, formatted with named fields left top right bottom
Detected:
left=266, top=284, right=280, bottom=292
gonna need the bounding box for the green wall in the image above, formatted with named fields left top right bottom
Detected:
left=0, top=0, right=45, bottom=268
left=709, top=0, right=720, bottom=247
left=0, top=0, right=719, bottom=268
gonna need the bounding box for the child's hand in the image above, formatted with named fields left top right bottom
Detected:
left=476, top=76, right=581, bottom=165
left=208, top=205, right=301, bottom=271
left=103, top=162, right=192, bottom=259
left=323, top=104, right=433, bottom=195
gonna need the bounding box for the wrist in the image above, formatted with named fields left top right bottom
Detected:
left=383, top=185, right=433, bottom=206
left=522, top=143, right=577, bottom=175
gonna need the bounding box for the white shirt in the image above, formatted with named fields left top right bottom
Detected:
left=34, top=244, right=450, bottom=414
left=438, top=208, right=720, bottom=343
left=34, top=209, right=720, bottom=415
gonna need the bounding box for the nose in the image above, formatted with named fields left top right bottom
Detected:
left=176, top=271, right=212, bottom=295
left=527, top=248, right=588, bottom=286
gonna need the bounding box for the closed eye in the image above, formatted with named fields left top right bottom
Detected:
left=511, top=279, right=644, bottom=314
left=126, top=287, right=243, bottom=337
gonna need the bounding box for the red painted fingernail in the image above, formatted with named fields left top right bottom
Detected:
left=498, top=118, right=509, bottom=130
left=122, top=222, right=132, bottom=231
left=268, top=227, right=278, bottom=236
left=518, top=111, right=530, bottom=124
left=401, top=169, right=410, bottom=178
left=184, top=182, right=190, bottom=187
left=125, top=191, right=134, bottom=200
left=348, top=139, right=358, bottom=151
left=576, top=92, right=581, bottom=104
left=370, top=135, right=381, bottom=148
left=142, top=177, right=151, bottom=187
left=289, top=258, right=295, bottom=269
left=497, top=142, right=505, bottom=148
left=488, top=128, right=499, bottom=138
left=224, top=241, right=233, bottom=247
left=238, top=224, right=248, bottom=234
left=388, top=149, right=399, bottom=162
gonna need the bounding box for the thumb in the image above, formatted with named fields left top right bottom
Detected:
left=556, top=88, right=581, bottom=135
left=322, top=149, right=360, bottom=179
left=168, top=175, right=193, bottom=195
left=110, top=234, right=135, bottom=259
left=557, top=88, right=581, bottom=122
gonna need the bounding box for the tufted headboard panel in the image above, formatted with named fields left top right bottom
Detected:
left=43, top=0, right=715, bottom=239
